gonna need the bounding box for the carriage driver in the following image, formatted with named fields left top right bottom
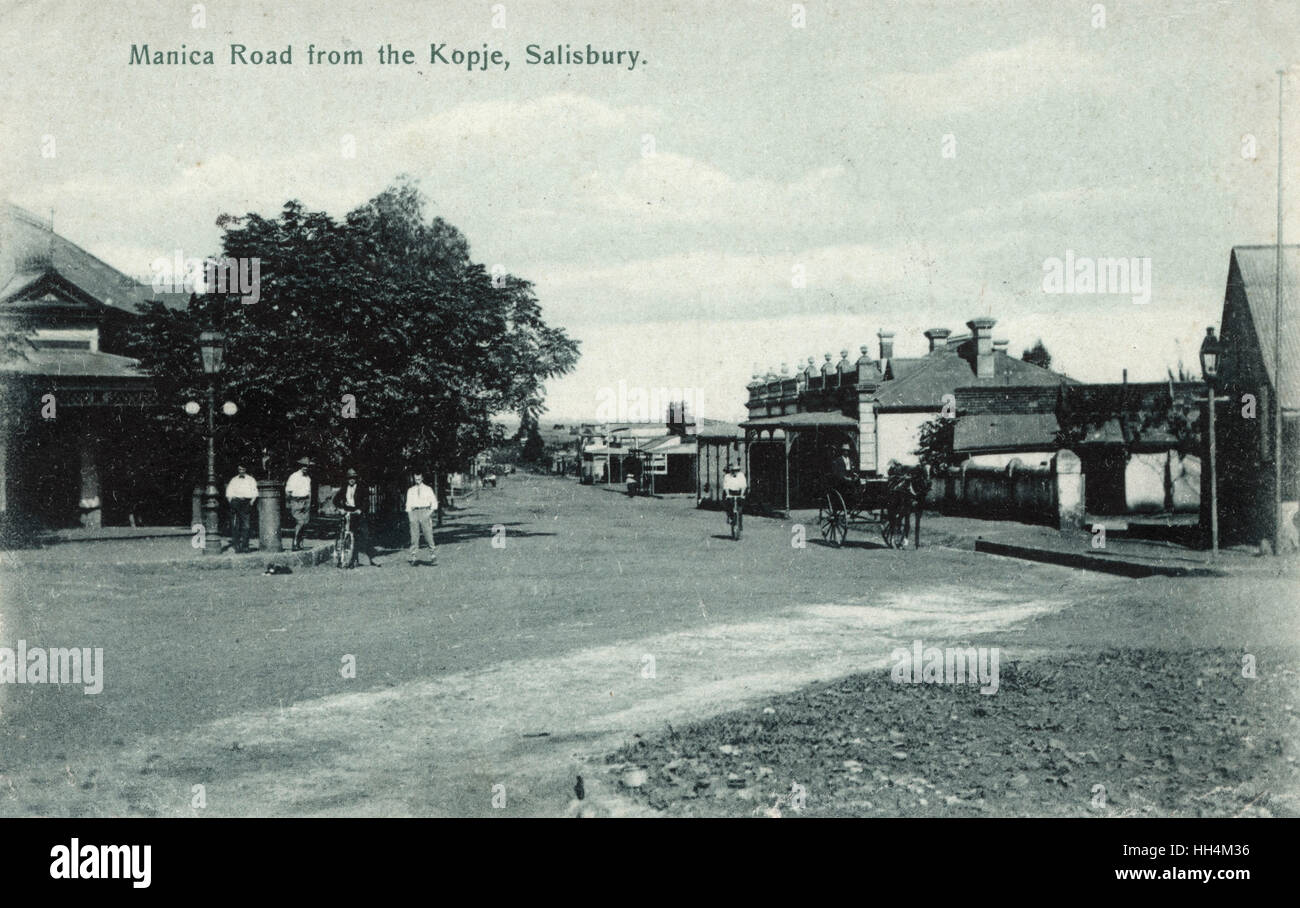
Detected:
left=831, top=442, right=859, bottom=500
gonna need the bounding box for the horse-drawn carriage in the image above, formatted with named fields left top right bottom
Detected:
left=816, top=466, right=929, bottom=549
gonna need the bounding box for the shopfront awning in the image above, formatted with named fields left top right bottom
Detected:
left=638, top=435, right=695, bottom=454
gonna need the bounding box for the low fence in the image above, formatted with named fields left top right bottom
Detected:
left=928, top=460, right=1059, bottom=526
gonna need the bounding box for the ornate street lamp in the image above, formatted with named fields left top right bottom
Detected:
left=1198, top=327, right=1221, bottom=382
left=1198, top=327, right=1227, bottom=557
left=198, top=329, right=226, bottom=554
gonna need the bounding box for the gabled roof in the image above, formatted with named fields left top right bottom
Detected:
left=874, top=348, right=1071, bottom=409
left=0, top=203, right=159, bottom=314
left=1225, top=245, right=1299, bottom=411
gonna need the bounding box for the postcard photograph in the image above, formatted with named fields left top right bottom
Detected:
left=0, top=0, right=1297, bottom=886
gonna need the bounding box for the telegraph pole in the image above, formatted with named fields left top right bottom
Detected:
left=1275, top=69, right=1285, bottom=554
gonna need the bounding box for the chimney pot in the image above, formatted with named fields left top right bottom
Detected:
left=877, top=330, right=895, bottom=362
left=923, top=328, right=951, bottom=353
left=967, top=318, right=997, bottom=379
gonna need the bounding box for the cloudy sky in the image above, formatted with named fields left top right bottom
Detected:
left=2, top=0, right=1297, bottom=420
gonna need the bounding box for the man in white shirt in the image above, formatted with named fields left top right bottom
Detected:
left=225, top=463, right=258, bottom=553
left=405, top=469, right=438, bottom=565
left=722, top=461, right=747, bottom=531
left=285, top=457, right=313, bottom=551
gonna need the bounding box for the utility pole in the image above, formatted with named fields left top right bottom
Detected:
left=1275, top=69, right=1286, bottom=555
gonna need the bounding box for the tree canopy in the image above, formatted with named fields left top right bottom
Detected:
left=914, top=414, right=962, bottom=472
left=118, top=178, right=579, bottom=483
left=1021, top=339, right=1052, bottom=370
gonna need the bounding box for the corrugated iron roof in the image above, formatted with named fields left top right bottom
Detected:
left=695, top=417, right=745, bottom=438
left=1227, top=245, right=1299, bottom=411
left=639, top=435, right=694, bottom=453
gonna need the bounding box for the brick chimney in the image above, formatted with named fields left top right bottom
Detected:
left=967, top=317, right=997, bottom=379
left=877, top=330, right=895, bottom=362
left=993, top=338, right=1009, bottom=358
left=923, top=328, right=951, bottom=353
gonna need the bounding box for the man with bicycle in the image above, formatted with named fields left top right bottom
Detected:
left=332, top=468, right=380, bottom=567
left=722, top=460, right=747, bottom=536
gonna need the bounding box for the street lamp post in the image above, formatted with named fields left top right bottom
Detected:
left=1198, top=327, right=1228, bottom=558
left=198, top=330, right=226, bottom=555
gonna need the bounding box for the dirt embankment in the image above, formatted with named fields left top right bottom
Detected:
left=603, top=648, right=1300, bottom=817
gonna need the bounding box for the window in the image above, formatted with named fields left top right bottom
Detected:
left=31, top=339, right=91, bottom=350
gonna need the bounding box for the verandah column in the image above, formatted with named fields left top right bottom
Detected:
left=77, top=417, right=102, bottom=529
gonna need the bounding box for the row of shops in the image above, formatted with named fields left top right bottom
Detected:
left=577, top=246, right=1298, bottom=547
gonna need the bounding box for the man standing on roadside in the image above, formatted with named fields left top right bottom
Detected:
left=285, top=457, right=313, bottom=551
left=225, top=462, right=258, bottom=553
left=406, top=469, right=438, bottom=565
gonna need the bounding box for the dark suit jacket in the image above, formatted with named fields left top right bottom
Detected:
left=333, top=483, right=370, bottom=514
left=831, top=455, right=856, bottom=484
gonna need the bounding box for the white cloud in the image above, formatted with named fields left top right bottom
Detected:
left=870, top=37, right=1116, bottom=119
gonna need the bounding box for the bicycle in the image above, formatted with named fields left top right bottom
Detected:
left=335, top=510, right=358, bottom=569
left=725, top=491, right=744, bottom=541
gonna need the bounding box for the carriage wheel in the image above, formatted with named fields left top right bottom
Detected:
left=818, top=490, right=849, bottom=547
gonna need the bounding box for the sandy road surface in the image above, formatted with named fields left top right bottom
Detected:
left=3, top=475, right=1277, bottom=817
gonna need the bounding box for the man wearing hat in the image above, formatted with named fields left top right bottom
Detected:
left=225, top=462, right=258, bottom=553
left=831, top=442, right=859, bottom=500
left=285, top=457, right=313, bottom=551
left=721, top=459, right=748, bottom=530
left=333, top=468, right=380, bottom=566
left=405, top=469, right=438, bottom=565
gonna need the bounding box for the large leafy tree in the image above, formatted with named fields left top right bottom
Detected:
left=914, top=414, right=962, bottom=471
left=118, top=178, right=578, bottom=488
left=1021, top=339, right=1052, bottom=370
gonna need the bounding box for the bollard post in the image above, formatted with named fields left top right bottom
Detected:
left=257, top=479, right=283, bottom=552
left=1054, top=450, right=1084, bottom=531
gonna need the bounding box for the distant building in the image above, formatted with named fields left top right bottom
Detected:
left=694, top=417, right=746, bottom=507
left=0, top=204, right=162, bottom=532
left=1213, top=245, right=1299, bottom=548
left=871, top=319, right=1070, bottom=469
left=951, top=382, right=1203, bottom=516
left=741, top=316, right=1068, bottom=510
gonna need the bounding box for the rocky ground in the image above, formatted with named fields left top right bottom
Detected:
left=605, top=647, right=1300, bottom=817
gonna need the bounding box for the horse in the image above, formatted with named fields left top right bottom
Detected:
left=882, top=462, right=932, bottom=549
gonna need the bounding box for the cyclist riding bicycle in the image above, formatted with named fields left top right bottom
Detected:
left=722, top=461, right=747, bottom=538
left=332, top=468, right=380, bottom=567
